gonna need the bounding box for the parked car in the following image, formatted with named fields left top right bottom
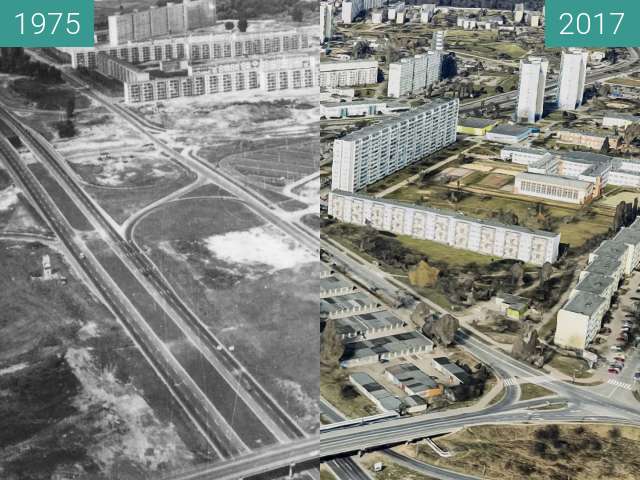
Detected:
left=634, top=371, right=640, bottom=381
left=608, top=368, right=620, bottom=375
left=614, top=355, right=626, bottom=362
left=611, top=345, right=623, bottom=352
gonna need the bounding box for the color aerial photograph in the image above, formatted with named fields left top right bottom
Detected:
left=319, top=1, right=640, bottom=479
left=0, top=0, right=319, bottom=479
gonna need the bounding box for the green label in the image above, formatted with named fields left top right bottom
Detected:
left=546, top=0, right=639, bottom=48
left=0, top=0, right=94, bottom=47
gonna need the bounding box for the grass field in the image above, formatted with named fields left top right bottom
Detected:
left=597, top=191, right=640, bottom=208
left=519, top=383, right=555, bottom=401
left=320, top=369, right=377, bottom=419
left=608, top=76, right=640, bottom=87
left=133, top=197, right=319, bottom=432
left=547, top=355, right=593, bottom=379
left=361, top=453, right=437, bottom=480
left=387, top=186, right=612, bottom=249
left=399, top=424, right=640, bottom=480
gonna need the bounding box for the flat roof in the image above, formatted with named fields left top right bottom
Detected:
left=516, top=172, right=592, bottom=190
left=563, top=290, right=607, bottom=317
left=386, top=363, right=439, bottom=392
left=321, top=292, right=382, bottom=314
left=585, top=255, right=622, bottom=278
left=337, top=98, right=458, bottom=142
left=320, top=60, right=379, bottom=71
left=336, top=311, right=405, bottom=337
left=332, top=190, right=560, bottom=239
left=458, top=117, right=498, bottom=129
left=341, top=331, right=434, bottom=362
left=488, top=124, right=531, bottom=136
left=575, top=272, right=617, bottom=296
left=320, top=275, right=356, bottom=293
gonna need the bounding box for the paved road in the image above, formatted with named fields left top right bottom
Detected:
left=384, top=450, right=481, bottom=480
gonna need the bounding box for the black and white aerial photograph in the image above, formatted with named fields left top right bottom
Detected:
left=0, top=1, right=320, bottom=479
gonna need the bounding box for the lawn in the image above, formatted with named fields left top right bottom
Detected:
left=397, top=235, right=495, bottom=267
left=608, top=76, right=640, bottom=87
left=547, top=354, right=593, bottom=379
left=519, top=382, right=555, bottom=401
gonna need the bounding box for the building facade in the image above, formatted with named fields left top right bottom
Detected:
left=320, top=2, right=334, bottom=43
left=557, top=48, right=588, bottom=111
left=108, top=0, right=216, bottom=46
left=331, top=98, right=459, bottom=192
left=123, top=53, right=318, bottom=104
left=516, top=56, right=548, bottom=123
left=320, top=60, right=379, bottom=87
left=342, top=0, right=385, bottom=24
left=329, top=190, right=561, bottom=265
left=514, top=172, right=594, bottom=205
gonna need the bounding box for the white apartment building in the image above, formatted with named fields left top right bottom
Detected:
left=108, top=0, right=216, bottom=46
left=421, top=4, right=436, bottom=23
left=320, top=60, right=379, bottom=87
left=555, top=219, right=640, bottom=350
left=342, top=0, right=385, bottom=24
left=514, top=172, right=594, bottom=205
left=516, top=56, right=548, bottom=123
left=123, top=53, right=318, bottom=104
left=387, top=51, right=442, bottom=98
left=329, top=190, right=561, bottom=265
left=320, top=2, right=334, bottom=43
left=557, top=48, right=588, bottom=111
left=61, top=27, right=314, bottom=69
left=331, top=98, right=459, bottom=192
left=388, top=57, right=415, bottom=97
left=431, top=31, right=446, bottom=51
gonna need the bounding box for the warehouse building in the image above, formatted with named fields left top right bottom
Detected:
left=320, top=274, right=358, bottom=298
left=385, top=363, right=443, bottom=398
left=335, top=311, right=406, bottom=341
left=457, top=117, right=499, bottom=136
left=320, top=60, right=379, bottom=88
left=329, top=190, right=560, bottom=265
left=485, top=124, right=532, bottom=144
left=432, top=357, right=471, bottom=386
left=331, top=98, right=459, bottom=192
left=321, top=292, right=385, bottom=319
left=349, top=372, right=402, bottom=412
left=340, top=331, right=434, bottom=367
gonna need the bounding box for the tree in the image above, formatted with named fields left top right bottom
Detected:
left=224, top=21, right=234, bottom=30
left=422, top=314, right=460, bottom=346
left=614, top=201, right=626, bottom=231
left=238, top=18, right=248, bottom=33
left=321, top=320, right=344, bottom=369
left=495, top=85, right=504, bottom=94
left=291, top=5, right=304, bottom=22
left=623, top=122, right=640, bottom=149
left=510, top=262, right=524, bottom=286
left=65, top=97, right=75, bottom=121
left=539, top=262, right=553, bottom=287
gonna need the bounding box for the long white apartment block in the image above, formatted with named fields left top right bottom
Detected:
left=516, top=56, right=548, bottom=123
left=555, top=219, right=640, bottom=350
left=329, top=191, right=560, bottom=266
left=320, top=60, right=379, bottom=87
left=108, top=0, right=216, bottom=46
left=342, top=0, right=385, bottom=24
left=60, top=27, right=315, bottom=70
left=331, top=98, right=459, bottom=192
left=320, top=2, right=334, bottom=43
left=431, top=31, right=445, bottom=51
left=123, top=53, right=318, bottom=104
left=557, top=48, right=588, bottom=110
left=387, top=51, right=442, bottom=97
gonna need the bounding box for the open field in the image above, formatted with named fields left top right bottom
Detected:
left=133, top=197, right=319, bottom=432
left=9, top=78, right=91, bottom=111
left=0, top=240, right=200, bottom=479
left=320, top=369, right=377, bottom=419
left=547, top=354, right=593, bottom=379
left=597, top=190, right=640, bottom=208
left=360, top=453, right=437, bottom=480
left=0, top=171, right=50, bottom=235
left=397, top=424, right=640, bottom=480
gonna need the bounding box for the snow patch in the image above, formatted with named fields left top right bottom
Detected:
left=0, top=186, right=20, bottom=210
left=0, top=362, right=29, bottom=376
left=205, top=226, right=314, bottom=272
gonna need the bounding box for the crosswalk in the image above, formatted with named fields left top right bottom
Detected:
left=607, top=379, right=634, bottom=391
left=503, top=375, right=554, bottom=387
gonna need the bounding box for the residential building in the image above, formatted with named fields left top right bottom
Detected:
left=556, top=129, right=622, bottom=150
left=96, top=52, right=150, bottom=84
left=516, top=56, right=548, bottom=123
left=420, top=4, right=436, bottom=23
left=61, top=27, right=314, bottom=69
left=342, top=0, right=385, bottom=24
left=320, top=2, right=334, bottom=43
left=555, top=219, right=640, bottom=350
left=387, top=52, right=441, bottom=98
left=602, top=113, right=640, bottom=130
left=371, top=10, right=385, bottom=24
left=457, top=117, right=499, bottom=136
left=431, top=30, right=445, bottom=51
left=388, top=57, right=415, bottom=97
left=514, top=172, right=594, bottom=205
left=108, top=0, right=216, bottom=46
left=485, top=124, right=532, bottom=144
left=557, top=49, right=588, bottom=111
left=331, top=98, right=459, bottom=192
left=320, top=60, right=379, bottom=87
left=329, top=190, right=561, bottom=265
left=514, top=3, right=525, bottom=23
left=385, top=363, right=443, bottom=398
left=123, top=52, right=318, bottom=104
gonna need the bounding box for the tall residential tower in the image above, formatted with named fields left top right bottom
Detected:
left=557, top=48, right=589, bottom=111
left=516, top=56, right=548, bottom=123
